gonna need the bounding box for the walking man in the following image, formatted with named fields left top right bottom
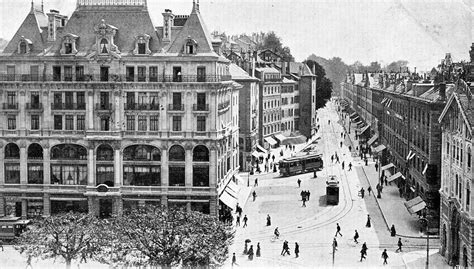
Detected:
left=340, top=141, right=343, bottom=148
left=333, top=238, right=338, bottom=251
left=335, top=223, right=342, bottom=237
left=336, top=156, right=340, bottom=163
left=348, top=162, right=352, bottom=171
left=367, top=186, right=372, bottom=195
left=366, top=214, right=371, bottom=228
left=243, top=215, right=248, bottom=228
left=360, top=187, right=365, bottom=199
left=297, top=178, right=301, bottom=188
left=302, top=196, right=307, bottom=207
left=295, top=242, right=300, bottom=258
left=381, top=249, right=389, bottom=265
left=375, top=162, right=379, bottom=171
left=236, top=215, right=240, bottom=227
left=331, top=155, right=334, bottom=163
left=232, top=253, right=237, bottom=267
left=396, top=238, right=403, bottom=252
left=342, top=161, right=345, bottom=170
left=252, top=190, right=257, bottom=201
left=360, top=242, right=368, bottom=262
left=254, top=178, right=258, bottom=187
left=353, top=230, right=359, bottom=244
left=266, top=214, right=271, bottom=226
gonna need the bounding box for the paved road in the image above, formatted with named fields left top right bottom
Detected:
left=225, top=101, right=445, bottom=268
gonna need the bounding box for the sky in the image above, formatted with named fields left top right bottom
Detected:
left=0, top=0, right=472, bottom=71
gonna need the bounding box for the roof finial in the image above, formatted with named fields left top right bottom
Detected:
left=41, top=0, right=44, bottom=13
left=31, top=0, right=34, bottom=11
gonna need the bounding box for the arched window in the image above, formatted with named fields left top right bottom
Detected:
left=468, top=147, right=472, bottom=170
left=100, top=38, right=108, bottom=54
left=193, top=145, right=209, bottom=162
left=169, top=145, right=185, bottom=162
left=51, top=144, right=87, bottom=160
left=28, top=143, right=43, bottom=159
left=96, top=144, right=114, bottom=161
left=19, top=41, right=27, bottom=54
left=123, top=145, right=161, bottom=161
left=5, top=143, right=20, bottom=159
left=185, top=38, right=197, bottom=54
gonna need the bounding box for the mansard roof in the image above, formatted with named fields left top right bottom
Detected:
left=167, top=3, right=215, bottom=54
left=2, top=9, right=48, bottom=54
left=47, top=5, right=160, bottom=56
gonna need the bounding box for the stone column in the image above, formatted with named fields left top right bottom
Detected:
left=185, top=146, right=193, bottom=188
left=0, top=146, right=4, bottom=184
left=87, top=148, right=95, bottom=186
left=19, top=91, right=26, bottom=130
left=43, top=146, right=51, bottom=185
left=43, top=194, right=50, bottom=217
left=19, top=143, right=27, bottom=184
left=209, top=148, right=217, bottom=189
left=87, top=91, right=94, bottom=130
left=114, top=149, right=121, bottom=186
left=114, top=90, right=121, bottom=130
left=161, top=148, right=169, bottom=187
left=0, top=197, right=5, bottom=217
left=113, top=197, right=123, bottom=217
left=21, top=199, right=27, bottom=219
left=209, top=196, right=217, bottom=217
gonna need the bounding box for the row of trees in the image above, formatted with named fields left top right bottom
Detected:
left=16, top=207, right=234, bottom=268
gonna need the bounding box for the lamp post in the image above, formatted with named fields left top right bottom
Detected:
left=420, top=217, right=429, bottom=269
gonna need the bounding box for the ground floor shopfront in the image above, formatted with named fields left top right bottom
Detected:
left=0, top=192, right=217, bottom=218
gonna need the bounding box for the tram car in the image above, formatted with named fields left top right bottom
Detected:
left=326, top=176, right=340, bottom=205
left=279, top=153, right=323, bottom=177
left=0, top=217, right=30, bottom=241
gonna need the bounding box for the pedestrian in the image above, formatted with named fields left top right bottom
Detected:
left=328, top=120, right=331, bottom=125
left=252, top=190, right=257, bottom=201
left=248, top=245, right=254, bottom=260
left=281, top=241, right=289, bottom=256
left=243, top=215, right=248, bottom=228
left=360, top=242, right=368, bottom=261
left=335, top=223, right=342, bottom=237
left=384, top=177, right=388, bottom=186
left=333, top=238, right=338, bottom=251
left=254, top=178, right=258, bottom=187
left=348, top=162, right=352, bottom=171
left=342, top=161, right=345, bottom=170
left=336, top=155, right=340, bottom=163
left=256, top=243, right=261, bottom=257
left=391, top=225, right=396, bottom=237
left=354, top=230, right=359, bottom=244
left=232, top=253, right=237, bottom=267
left=360, top=187, right=365, bottom=199
left=375, top=162, right=379, bottom=171
left=307, top=190, right=311, bottom=201
left=26, top=255, right=33, bottom=269
left=274, top=227, right=280, bottom=239
left=295, top=242, right=300, bottom=258
left=331, top=155, right=334, bottom=163
left=366, top=214, right=371, bottom=228
left=267, top=214, right=271, bottom=226
left=302, top=196, right=306, bottom=207
left=297, top=178, right=301, bottom=188
left=368, top=186, right=372, bottom=195
left=365, top=158, right=368, bottom=166
left=381, top=249, right=389, bottom=265
left=340, top=141, right=343, bottom=148
left=236, top=215, right=240, bottom=227
left=396, top=238, right=403, bottom=252
left=300, top=190, right=304, bottom=200
left=272, top=155, right=275, bottom=162
left=349, top=145, right=352, bottom=152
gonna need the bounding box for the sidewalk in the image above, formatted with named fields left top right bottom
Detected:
left=338, top=111, right=428, bottom=238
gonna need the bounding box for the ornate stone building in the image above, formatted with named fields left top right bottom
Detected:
left=0, top=0, right=240, bottom=218
left=438, top=44, right=474, bottom=267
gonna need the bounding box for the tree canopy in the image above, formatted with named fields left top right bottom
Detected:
left=257, top=31, right=294, bottom=61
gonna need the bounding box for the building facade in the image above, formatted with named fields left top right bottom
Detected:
left=438, top=45, right=474, bottom=267
left=0, top=0, right=240, bottom=218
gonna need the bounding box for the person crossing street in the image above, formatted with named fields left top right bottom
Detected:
left=335, top=223, right=342, bottom=237
left=381, top=249, right=389, bottom=265
left=243, top=215, right=248, bottom=228
left=353, top=230, right=359, bottom=244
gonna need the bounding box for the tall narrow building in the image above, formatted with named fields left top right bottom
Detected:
left=0, top=0, right=240, bottom=218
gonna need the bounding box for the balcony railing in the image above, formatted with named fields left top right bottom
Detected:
left=0, top=74, right=233, bottom=83
left=2, top=103, right=19, bottom=110
left=125, top=103, right=161, bottom=111
left=26, top=103, right=43, bottom=110
left=95, top=103, right=113, bottom=110
left=51, top=103, right=86, bottom=110
left=193, top=104, right=209, bottom=111
left=168, top=104, right=184, bottom=111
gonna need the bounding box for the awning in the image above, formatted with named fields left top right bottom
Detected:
left=408, top=151, right=416, bottom=160
left=410, top=187, right=416, bottom=192
left=219, top=189, right=237, bottom=209
left=350, top=116, right=360, bottom=122
left=406, top=150, right=413, bottom=160
left=282, top=135, right=307, bottom=145
left=404, top=196, right=426, bottom=214
left=227, top=179, right=241, bottom=196
left=251, top=151, right=260, bottom=158
left=373, top=144, right=386, bottom=153
left=387, top=172, right=403, bottom=182
left=274, top=134, right=286, bottom=142
left=264, top=137, right=278, bottom=146
left=367, top=134, right=378, bottom=146
left=349, top=112, right=358, bottom=118
left=354, top=121, right=363, bottom=126
left=381, top=163, right=394, bottom=170
left=256, top=144, right=266, bottom=153
left=422, top=164, right=428, bottom=175
left=359, top=125, right=370, bottom=134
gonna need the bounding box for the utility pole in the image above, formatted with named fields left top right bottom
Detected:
left=332, top=239, right=336, bottom=267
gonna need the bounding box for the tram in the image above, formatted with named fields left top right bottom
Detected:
left=0, top=217, right=30, bottom=241
left=326, top=176, right=340, bottom=205
left=279, top=153, right=323, bottom=177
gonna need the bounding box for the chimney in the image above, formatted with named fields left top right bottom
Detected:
left=162, top=9, right=174, bottom=44
left=439, top=83, right=447, bottom=101
left=212, top=39, right=222, bottom=55
left=281, top=61, right=287, bottom=75
left=312, top=64, right=316, bottom=76
left=47, top=10, right=67, bottom=42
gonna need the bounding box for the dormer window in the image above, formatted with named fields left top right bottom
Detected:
left=60, top=34, right=78, bottom=55
left=133, top=35, right=151, bottom=55
left=184, top=37, right=197, bottom=55
left=100, top=38, right=109, bottom=54
left=17, top=36, right=32, bottom=54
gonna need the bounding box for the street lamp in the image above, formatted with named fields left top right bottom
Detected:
left=420, top=217, right=429, bottom=269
